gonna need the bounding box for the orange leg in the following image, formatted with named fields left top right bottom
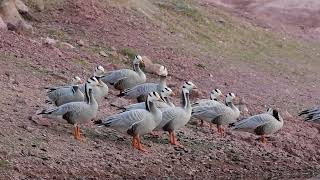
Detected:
left=131, top=136, right=138, bottom=148
left=168, top=131, right=173, bottom=144
left=73, top=125, right=78, bottom=139
left=133, top=135, right=148, bottom=153
left=170, top=131, right=183, bottom=147
left=217, top=125, right=224, bottom=138
left=260, top=135, right=267, bottom=144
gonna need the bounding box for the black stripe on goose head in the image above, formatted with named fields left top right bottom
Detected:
left=165, top=87, right=169, bottom=91
left=215, top=89, right=219, bottom=93
left=273, top=109, right=280, bottom=121
left=153, top=92, right=157, bottom=97
left=185, top=81, right=191, bottom=85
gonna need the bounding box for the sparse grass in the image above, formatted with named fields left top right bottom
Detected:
left=117, top=48, right=137, bottom=60
left=0, top=160, right=9, bottom=168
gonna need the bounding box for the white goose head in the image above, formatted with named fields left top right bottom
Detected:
left=225, top=92, right=236, bottom=104
left=160, top=87, right=174, bottom=98
left=70, top=76, right=82, bottom=84
left=266, top=107, right=273, bottom=114
left=133, top=55, right=144, bottom=65
left=210, top=88, right=222, bottom=100
left=87, top=76, right=99, bottom=86
left=94, top=65, right=105, bottom=77
left=147, top=92, right=161, bottom=103
left=182, top=81, right=196, bottom=91
left=159, top=66, right=168, bottom=77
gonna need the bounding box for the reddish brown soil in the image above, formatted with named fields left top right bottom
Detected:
left=0, top=0, right=319, bottom=179
left=204, top=0, right=320, bottom=41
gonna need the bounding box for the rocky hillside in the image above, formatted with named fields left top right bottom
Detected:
left=0, top=0, right=319, bottom=179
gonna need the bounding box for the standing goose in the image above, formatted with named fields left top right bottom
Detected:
left=155, top=81, right=196, bottom=146
left=79, top=75, right=108, bottom=104
left=191, top=89, right=223, bottom=126
left=101, top=55, right=146, bottom=92
left=123, top=87, right=175, bottom=111
left=38, top=83, right=98, bottom=140
left=191, top=93, right=240, bottom=137
left=95, top=92, right=162, bottom=152
left=299, top=106, right=320, bottom=124
left=229, top=108, right=284, bottom=143
left=119, top=66, right=168, bottom=102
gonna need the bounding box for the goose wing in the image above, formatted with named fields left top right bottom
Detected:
left=122, top=83, right=158, bottom=97
left=102, top=69, right=132, bottom=84
left=100, top=109, right=149, bottom=131
left=230, top=113, right=274, bottom=130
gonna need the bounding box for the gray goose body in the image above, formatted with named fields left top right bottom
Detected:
left=230, top=108, right=283, bottom=143
left=96, top=92, right=162, bottom=152
left=120, top=66, right=168, bottom=102
left=46, top=76, right=83, bottom=106
left=101, top=55, right=146, bottom=91
left=299, top=106, right=320, bottom=124
left=155, top=81, right=196, bottom=146
left=191, top=93, right=240, bottom=136
left=191, top=89, right=222, bottom=126
left=123, top=87, right=174, bottom=111
left=39, top=84, right=98, bottom=140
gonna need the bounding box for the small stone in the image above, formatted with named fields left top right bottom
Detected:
left=99, top=51, right=108, bottom=57
left=44, top=37, right=57, bottom=46
left=77, top=39, right=85, bottom=46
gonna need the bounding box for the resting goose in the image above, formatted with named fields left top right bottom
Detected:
left=155, top=81, right=196, bottom=146
left=299, top=106, right=320, bottom=124
left=119, top=66, right=168, bottom=102
left=38, top=83, right=98, bottom=140
left=123, top=87, right=175, bottom=111
left=229, top=108, right=284, bottom=143
left=95, top=92, right=162, bottom=152
left=191, top=89, right=223, bottom=126
left=191, top=93, right=240, bottom=137
left=101, top=55, right=146, bottom=92
left=45, top=76, right=83, bottom=105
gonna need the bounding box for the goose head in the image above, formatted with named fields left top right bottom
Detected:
left=160, top=87, right=174, bottom=102
left=147, top=91, right=161, bottom=102
left=225, top=92, right=236, bottom=104
left=210, top=88, right=222, bottom=101
left=94, top=65, right=105, bottom=77
left=272, top=109, right=283, bottom=122
left=159, top=66, right=168, bottom=77
left=87, top=76, right=99, bottom=87
left=133, top=55, right=144, bottom=66
left=266, top=107, right=273, bottom=115
left=70, top=76, right=83, bottom=84
left=182, top=81, right=197, bottom=91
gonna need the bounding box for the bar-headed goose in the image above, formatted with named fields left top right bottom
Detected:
left=101, top=55, right=146, bottom=92
left=191, top=93, right=240, bottom=137
left=95, top=92, right=162, bottom=152
left=123, top=87, right=175, bottom=111
left=191, top=88, right=223, bottom=127
left=299, top=106, right=320, bottom=124
left=155, top=81, right=196, bottom=147
left=45, top=76, right=83, bottom=105
left=38, top=83, right=98, bottom=140
left=119, top=66, right=168, bottom=102
left=229, top=108, right=284, bottom=143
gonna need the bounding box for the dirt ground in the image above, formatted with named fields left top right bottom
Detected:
left=0, top=0, right=319, bottom=179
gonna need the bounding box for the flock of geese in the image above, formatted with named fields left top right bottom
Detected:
left=38, top=55, right=319, bottom=152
